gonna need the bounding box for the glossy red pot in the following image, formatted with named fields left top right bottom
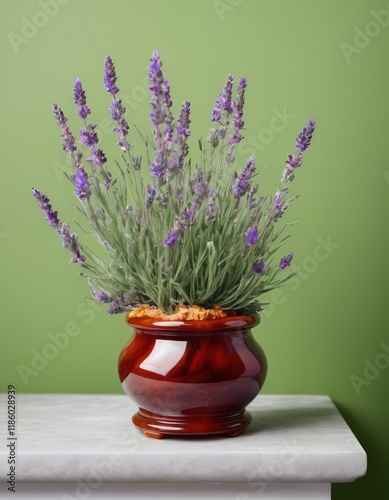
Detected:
left=118, top=314, right=267, bottom=438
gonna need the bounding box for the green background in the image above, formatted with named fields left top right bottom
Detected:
left=1, top=0, right=389, bottom=497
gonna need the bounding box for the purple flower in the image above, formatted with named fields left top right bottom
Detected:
left=279, top=252, right=294, bottom=270
left=148, top=50, right=164, bottom=96
left=74, top=168, right=91, bottom=200
left=287, top=152, right=302, bottom=169
left=107, top=298, right=131, bottom=314
left=92, top=290, right=111, bottom=303
left=178, top=101, right=191, bottom=134
left=182, top=206, right=195, bottom=224
left=247, top=185, right=258, bottom=210
left=73, top=79, right=91, bottom=120
left=108, top=98, right=130, bottom=150
left=274, top=190, right=288, bottom=219
left=146, top=185, right=156, bottom=207
left=206, top=201, right=217, bottom=222
left=164, top=229, right=180, bottom=247
left=58, top=223, right=86, bottom=263
left=296, top=119, right=316, bottom=152
left=149, top=100, right=167, bottom=127
left=162, top=80, right=172, bottom=108
left=150, top=150, right=166, bottom=178
left=52, top=103, right=68, bottom=128
left=148, top=51, right=167, bottom=128
left=104, top=57, right=119, bottom=95
left=212, top=75, right=234, bottom=123
left=232, top=156, right=256, bottom=198
left=101, top=170, right=114, bottom=190
left=32, top=188, right=60, bottom=228
left=61, top=127, right=77, bottom=153
left=88, top=148, right=107, bottom=167
left=80, top=125, right=98, bottom=147
left=252, top=261, right=266, bottom=275
left=246, top=226, right=259, bottom=247
left=229, top=76, right=247, bottom=148
left=73, top=78, right=86, bottom=105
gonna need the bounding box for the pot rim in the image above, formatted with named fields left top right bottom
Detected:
left=126, top=313, right=260, bottom=332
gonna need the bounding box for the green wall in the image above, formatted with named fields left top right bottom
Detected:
left=1, top=0, right=389, bottom=497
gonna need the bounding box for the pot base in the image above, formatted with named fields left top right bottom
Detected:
left=132, top=408, right=252, bottom=438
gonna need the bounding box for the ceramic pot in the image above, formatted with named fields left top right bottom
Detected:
left=118, top=314, right=267, bottom=438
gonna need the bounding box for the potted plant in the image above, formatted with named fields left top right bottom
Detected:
left=33, top=51, right=315, bottom=438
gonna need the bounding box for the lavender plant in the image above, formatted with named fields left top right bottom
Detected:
left=33, top=51, right=315, bottom=316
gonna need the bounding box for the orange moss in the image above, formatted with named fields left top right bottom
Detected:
left=127, top=304, right=235, bottom=321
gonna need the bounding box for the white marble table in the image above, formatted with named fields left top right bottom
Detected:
left=0, top=394, right=366, bottom=499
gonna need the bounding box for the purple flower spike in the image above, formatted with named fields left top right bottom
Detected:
left=88, top=148, right=107, bottom=167
left=32, top=188, right=60, bottom=228
left=296, top=119, right=316, bottom=152
left=150, top=150, right=166, bottom=178
left=246, top=226, right=259, bottom=247
left=229, top=76, right=247, bottom=148
left=93, top=290, right=111, bottom=303
left=52, top=103, right=68, bottom=128
left=107, top=298, right=130, bottom=314
left=73, top=79, right=91, bottom=120
left=74, top=168, right=91, bottom=200
left=279, top=252, right=294, bottom=270
left=211, top=74, right=234, bottom=123
left=148, top=51, right=164, bottom=96
left=175, top=101, right=191, bottom=139
left=162, top=80, right=172, bottom=108
left=58, top=223, right=86, bottom=263
left=104, top=57, right=119, bottom=95
left=164, top=229, right=180, bottom=247
left=232, top=156, right=256, bottom=199
left=73, top=79, right=86, bottom=105
left=252, top=261, right=266, bottom=275
left=146, top=185, right=156, bottom=207
left=80, top=125, right=98, bottom=147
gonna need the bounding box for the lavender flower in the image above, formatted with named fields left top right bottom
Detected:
left=108, top=99, right=130, bottom=151
left=104, top=57, right=119, bottom=95
left=58, top=223, right=86, bottom=263
left=162, top=80, right=172, bottom=108
left=148, top=51, right=164, bottom=96
left=229, top=76, right=247, bottom=148
left=206, top=201, right=217, bottom=222
left=246, top=226, right=259, bottom=247
left=296, top=119, right=316, bottom=152
left=92, top=289, right=111, bottom=303
left=32, top=188, right=60, bottom=228
left=232, top=156, right=256, bottom=198
left=164, top=229, right=180, bottom=247
left=52, top=103, right=68, bottom=128
left=274, top=190, right=288, bottom=219
left=52, top=103, right=84, bottom=168
left=73, top=79, right=90, bottom=120
left=247, top=185, right=258, bottom=210
left=74, top=168, right=91, bottom=200
left=176, top=101, right=191, bottom=137
left=212, top=75, right=234, bottom=123
left=102, top=170, right=114, bottom=190
left=146, top=185, right=156, bottom=207
left=150, top=150, right=166, bottom=178
left=252, top=261, right=266, bottom=275
left=107, top=298, right=133, bottom=314
left=148, top=51, right=167, bottom=127
left=60, top=127, right=77, bottom=153
left=279, top=252, right=293, bottom=270
left=88, top=148, right=107, bottom=167
left=80, top=125, right=98, bottom=147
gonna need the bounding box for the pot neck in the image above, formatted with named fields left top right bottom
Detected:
left=126, top=314, right=260, bottom=333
